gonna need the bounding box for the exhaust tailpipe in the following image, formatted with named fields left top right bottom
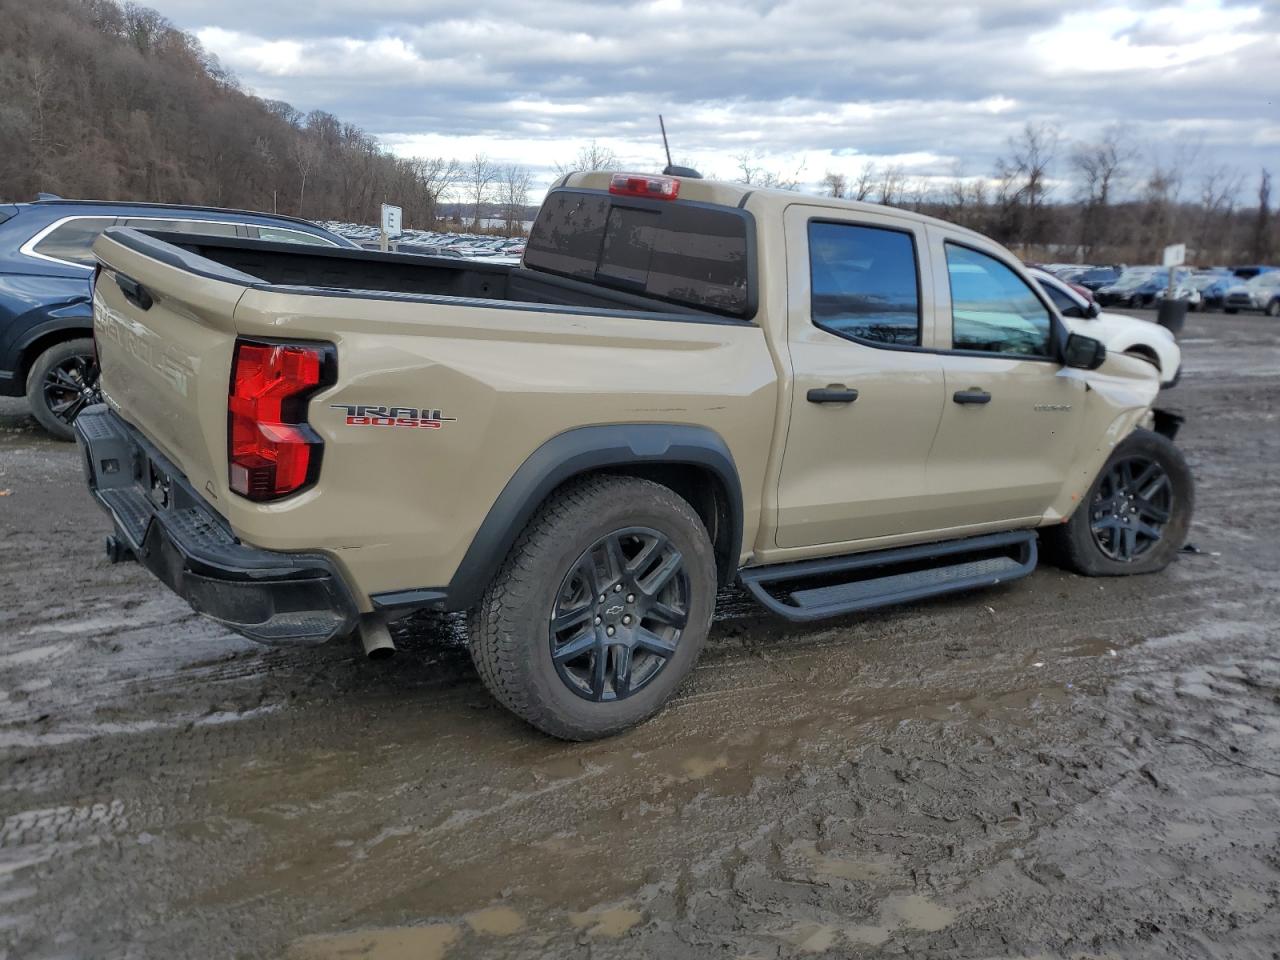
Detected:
left=358, top=614, right=396, bottom=660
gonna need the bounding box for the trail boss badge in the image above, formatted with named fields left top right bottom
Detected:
left=331, top=404, right=456, bottom=429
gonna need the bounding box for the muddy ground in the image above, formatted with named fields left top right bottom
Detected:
left=1, top=311, right=1278, bottom=960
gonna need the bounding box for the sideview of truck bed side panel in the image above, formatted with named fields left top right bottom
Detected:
left=90, top=231, right=779, bottom=610
left=227, top=287, right=779, bottom=606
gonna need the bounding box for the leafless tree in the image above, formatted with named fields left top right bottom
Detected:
left=992, top=122, right=1059, bottom=249
left=553, top=140, right=620, bottom=177
left=1195, top=165, right=1243, bottom=263
left=821, top=171, right=846, bottom=198
left=1071, top=127, right=1136, bottom=257
left=289, top=137, right=320, bottom=217
left=465, top=153, right=499, bottom=229
left=499, top=164, right=533, bottom=237
left=849, top=162, right=876, bottom=201
left=733, top=150, right=803, bottom=190
left=876, top=165, right=906, bottom=206
left=411, top=156, right=461, bottom=228
left=1251, top=168, right=1273, bottom=263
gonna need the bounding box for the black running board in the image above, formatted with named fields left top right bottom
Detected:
left=738, top=530, right=1037, bottom=622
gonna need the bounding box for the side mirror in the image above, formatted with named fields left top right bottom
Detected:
left=1063, top=332, right=1106, bottom=370
left=1085, top=301, right=1100, bottom=318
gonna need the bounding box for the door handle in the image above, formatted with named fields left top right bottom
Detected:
left=807, top=385, right=859, bottom=404
left=115, top=272, right=153, bottom=311
left=952, top=388, right=991, bottom=405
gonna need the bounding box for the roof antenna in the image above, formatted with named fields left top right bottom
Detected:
left=659, top=115, right=702, bottom=179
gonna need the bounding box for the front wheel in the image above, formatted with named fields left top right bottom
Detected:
left=469, top=475, right=717, bottom=740
left=25, top=338, right=100, bottom=441
left=1266, top=299, right=1280, bottom=318
left=1043, top=429, right=1193, bottom=576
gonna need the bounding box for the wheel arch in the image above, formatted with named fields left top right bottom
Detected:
left=1121, top=343, right=1161, bottom=370
left=16, top=320, right=94, bottom=389
left=378, top=424, right=745, bottom=615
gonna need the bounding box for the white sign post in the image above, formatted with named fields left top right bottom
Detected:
left=1162, top=243, right=1185, bottom=299
left=380, top=203, right=403, bottom=253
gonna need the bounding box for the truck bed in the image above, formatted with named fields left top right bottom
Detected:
left=88, top=225, right=777, bottom=612
left=134, top=230, right=718, bottom=318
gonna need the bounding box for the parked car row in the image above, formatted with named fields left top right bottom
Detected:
left=321, top=222, right=527, bottom=263
left=1041, top=262, right=1280, bottom=315
left=0, top=196, right=356, bottom=439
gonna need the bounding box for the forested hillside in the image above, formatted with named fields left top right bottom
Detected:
left=0, top=0, right=473, bottom=226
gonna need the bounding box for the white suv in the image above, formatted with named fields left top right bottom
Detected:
left=1028, top=267, right=1182, bottom=387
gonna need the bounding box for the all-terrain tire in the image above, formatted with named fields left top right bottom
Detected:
left=1043, top=428, right=1193, bottom=577
left=469, top=475, right=717, bottom=740
left=25, top=338, right=98, bottom=441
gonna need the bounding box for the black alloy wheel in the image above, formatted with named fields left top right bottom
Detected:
left=1089, top=456, right=1172, bottom=562
left=42, top=352, right=101, bottom=427
left=549, top=527, right=690, bottom=702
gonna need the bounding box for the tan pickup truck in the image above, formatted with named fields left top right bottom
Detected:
left=77, top=170, right=1193, bottom=739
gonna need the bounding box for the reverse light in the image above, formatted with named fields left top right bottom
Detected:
left=227, top=339, right=332, bottom=501
left=608, top=172, right=680, bottom=200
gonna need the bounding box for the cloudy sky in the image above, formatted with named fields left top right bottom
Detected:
left=149, top=0, right=1278, bottom=199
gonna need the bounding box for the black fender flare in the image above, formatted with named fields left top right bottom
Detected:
left=371, top=423, right=744, bottom=615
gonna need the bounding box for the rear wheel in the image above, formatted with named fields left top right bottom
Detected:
left=1266, top=299, right=1280, bottom=318
left=469, top=475, right=716, bottom=740
left=1043, top=429, right=1193, bottom=576
left=25, top=338, right=100, bottom=441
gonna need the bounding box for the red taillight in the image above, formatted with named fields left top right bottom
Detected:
left=228, top=340, right=330, bottom=501
left=608, top=172, right=679, bottom=200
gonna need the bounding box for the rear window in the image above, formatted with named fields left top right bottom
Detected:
left=524, top=189, right=753, bottom=317
left=254, top=225, right=338, bottom=247
left=30, top=216, right=117, bottom=266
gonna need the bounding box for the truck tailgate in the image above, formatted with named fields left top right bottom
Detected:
left=91, top=229, right=255, bottom=498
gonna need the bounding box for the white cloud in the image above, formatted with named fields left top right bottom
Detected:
left=159, top=0, right=1278, bottom=201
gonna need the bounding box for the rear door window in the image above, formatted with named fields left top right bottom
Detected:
left=524, top=190, right=753, bottom=317
left=30, top=217, right=118, bottom=266
left=120, top=218, right=242, bottom=237
left=808, top=221, right=920, bottom=345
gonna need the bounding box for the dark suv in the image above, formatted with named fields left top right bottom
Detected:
left=0, top=197, right=356, bottom=439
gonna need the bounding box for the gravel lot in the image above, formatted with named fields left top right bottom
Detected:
left=1, top=311, right=1278, bottom=960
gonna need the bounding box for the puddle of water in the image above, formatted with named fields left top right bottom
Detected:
left=844, top=922, right=892, bottom=946
left=790, top=840, right=891, bottom=883
left=784, top=922, right=839, bottom=953
left=464, top=905, right=523, bottom=935
left=286, top=923, right=459, bottom=960
left=883, top=893, right=956, bottom=932
left=567, top=906, right=643, bottom=937
left=681, top=755, right=730, bottom=779
left=774, top=893, right=955, bottom=952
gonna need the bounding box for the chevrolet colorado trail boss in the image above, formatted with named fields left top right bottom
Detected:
left=77, top=171, right=1193, bottom=739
